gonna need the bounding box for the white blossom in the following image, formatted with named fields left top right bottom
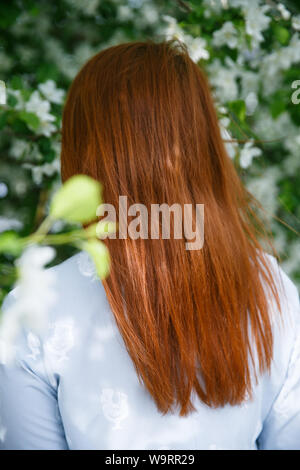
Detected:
left=186, top=36, right=209, bottom=62
left=10, top=139, right=30, bottom=159
left=0, top=217, right=23, bottom=233
left=213, top=21, right=238, bottom=49
left=292, top=15, right=300, bottom=31
left=245, top=91, right=258, bottom=115
left=25, top=90, right=55, bottom=127
left=244, top=4, right=271, bottom=46
left=23, top=159, right=60, bottom=185
left=0, top=182, right=8, bottom=198
left=277, top=3, right=291, bottom=21
left=117, top=5, right=134, bottom=21
left=38, top=80, right=65, bottom=104
left=208, top=59, right=239, bottom=101
left=239, top=141, right=262, bottom=168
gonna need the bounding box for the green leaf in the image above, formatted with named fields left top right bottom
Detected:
left=81, top=240, right=110, bottom=280
left=228, top=100, right=246, bottom=123
left=0, top=232, right=24, bottom=256
left=273, top=25, right=290, bottom=45
left=49, top=175, right=102, bottom=223
left=18, top=110, right=40, bottom=130
left=0, top=111, right=8, bottom=129
left=9, top=76, right=24, bottom=90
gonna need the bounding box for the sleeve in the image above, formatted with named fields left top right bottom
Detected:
left=0, top=294, right=69, bottom=450
left=257, top=265, right=300, bottom=450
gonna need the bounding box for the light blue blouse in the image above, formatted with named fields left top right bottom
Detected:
left=0, top=251, right=299, bottom=450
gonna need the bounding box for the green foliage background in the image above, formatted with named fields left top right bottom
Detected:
left=0, top=0, right=299, bottom=301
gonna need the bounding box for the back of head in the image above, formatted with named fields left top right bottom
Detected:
left=61, top=40, right=280, bottom=415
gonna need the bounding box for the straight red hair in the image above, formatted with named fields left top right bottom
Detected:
left=61, top=40, right=281, bottom=415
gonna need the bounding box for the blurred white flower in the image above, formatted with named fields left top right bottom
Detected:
left=244, top=4, right=270, bottom=46
left=277, top=3, right=291, bottom=21
left=45, top=319, right=75, bottom=362
left=77, top=251, right=98, bottom=281
left=239, top=142, right=262, bottom=168
left=0, top=245, right=56, bottom=364
left=0, top=217, right=23, bottom=233
left=213, top=21, right=238, bottom=49
left=245, top=91, right=258, bottom=115
left=140, top=3, right=159, bottom=25
left=37, top=121, right=57, bottom=137
left=23, top=159, right=60, bottom=185
left=0, top=80, right=6, bottom=105
left=65, top=0, right=99, bottom=16
left=282, top=241, right=300, bottom=276
left=220, top=125, right=238, bottom=160
left=186, top=36, right=209, bottom=62
left=117, top=5, right=134, bottom=21
left=10, top=139, right=30, bottom=159
left=292, top=15, right=300, bottom=31
left=100, top=388, right=129, bottom=430
left=0, top=182, right=8, bottom=198
left=27, top=331, right=41, bottom=360
left=7, top=89, right=24, bottom=110
left=246, top=167, right=280, bottom=217
left=208, top=60, right=239, bottom=101
left=26, top=90, right=55, bottom=124
left=240, top=71, right=260, bottom=97
left=38, top=80, right=65, bottom=104
left=163, top=15, right=186, bottom=42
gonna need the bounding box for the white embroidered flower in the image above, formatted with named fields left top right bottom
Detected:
left=246, top=167, right=280, bottom=217
left=239, top=142, right=262, bottom=169
left=0, top=397, right=6, bottom=443
left=77, top=251, right=98, bottom=281
left=45, top=319, right=75, bottom=362
left=100, top=388, right=129, bottom=430
left=38, top=80, right=64, bottom=104
left=89, top=324, right=116, bottom=360
left=213, top=21, right=238, bottom=49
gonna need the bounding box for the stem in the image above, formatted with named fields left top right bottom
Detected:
left=33, top=216, right=53, bottom=237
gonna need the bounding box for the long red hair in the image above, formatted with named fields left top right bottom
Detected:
left=61, top=40, right=281, bottom=415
